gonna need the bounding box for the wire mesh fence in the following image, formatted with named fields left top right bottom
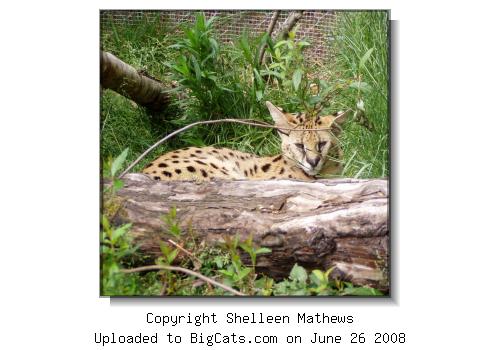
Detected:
left=100, top=10, right=338, bottom=63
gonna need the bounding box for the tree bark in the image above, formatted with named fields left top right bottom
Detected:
left=109, top=174, right=389, bottom=290
left=277, top=10, right=304, bottom=40
left=100, top=51, right=170, bottom=112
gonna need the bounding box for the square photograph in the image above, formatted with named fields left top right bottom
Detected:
left=100, top=10, right=389, bottom=297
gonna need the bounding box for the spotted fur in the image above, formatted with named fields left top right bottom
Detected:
left=143, top=101, right=347, bottom=181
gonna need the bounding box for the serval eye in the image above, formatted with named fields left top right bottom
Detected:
left=318, top=141, right=327, bottom=151
left=294, top=143, right=305, bottom=151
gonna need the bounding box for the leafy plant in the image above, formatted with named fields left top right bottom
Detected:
left=237, top=31, right=269, bottom=102
left=169, top=14, right=220, bottom=109
left=102, top=147, right=128, bottom=194
left=100, top=215, right=162, bottom=295
left=161, top=206, right=182, bottom=238
left=339, top=282, right=384, bottom=296
left=273, top=264, right=311, bottom=296
left=254, top=276, right=275, bottom=296
left=217, top=235, right=253, bottom=292
left=309, top=267, right=336, bottom=295
left=238, top=235, right=272, bottom=268
left=273, top=264, right=384, bottom=296
left=211, top=234, right=271, bottom=294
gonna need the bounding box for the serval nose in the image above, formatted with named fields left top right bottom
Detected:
left=306, top=156, right=320, bottom=168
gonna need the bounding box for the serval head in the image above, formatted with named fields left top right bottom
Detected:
left=266, top=101, right=347, bottom=176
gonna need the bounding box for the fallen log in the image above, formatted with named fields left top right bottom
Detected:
left=109, top=174, right=389, bottom=290
left=100, top=51, right=170, bottom=112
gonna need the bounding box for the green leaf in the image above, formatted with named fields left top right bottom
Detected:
left=290, top=289, right=309, bottom=296
left=359, top=47, right=374, bottom=70
left=113, top=179, right=124, bottom=191
left=273, top=40, right=288, bottom=49
left=255, top=247, right=272, bottom=255
left=239, top=244, right=254, bottom=264
left=324, top=266, right=335, bottom=279
left=110, top=148, right=129, bottom=177
left=268, top=62, right=285, bottom=70
left=264, top=34, right=275, bottom=52
left=292, top=69, right=303, bottom=91
left=239, top=32, right=252, bottom=63
left=101, top=215, right=110, bottom=233
left=219, top=270, right=235, bottom=278
left=310, top=270, right=327, bottom=285
left=111, top=223, right=132, bottom=243
left=214, top=256, right=224, bottom=269
left=307, top=95, right=322, bottom=105
left=255, top=33, right=270, bottom=66
left=341, top=287, right=384, bottom=296
left=317, top=289, right=333, bottom=296
left=349, top=81, right=372, bottom=92
left=255, top=90, right=263, bottom=101
left=274, top=47, right=281, bottom=59
left=220, top=86, right=236, bottom=93
left=260, top=69, right=283, bottom=80
left=108, top=262, right=120, bottom=274
left=205, top=14, right=217, bottom=28
left=169, top=224, right=181, bottom=237
left=209, top=38, right=219, bottom=54
left=289, top=264, right=308, bottom=283
left=253, top=68, right=264, bottom=88
left=235, top=267, right=252, bottom=281
left=254, top=277, right=266, bottom=289
left=167, top=249, right=179, bottom=264
left=190, top=55, right=202, bottom=82
left=159, top=241, right=172, bottom=260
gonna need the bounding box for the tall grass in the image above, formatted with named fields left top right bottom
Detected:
left=331, top=11, right=389, bottom=178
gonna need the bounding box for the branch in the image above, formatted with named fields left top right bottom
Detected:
left=166, top=238, right=202, bottom=265
left=277, top=11, right=304, bottom=40
left=258, top=10, right=281, bottom=66
left=121, top=265, right=246, bottom=296
left=100, top=51, right=170, bottom=112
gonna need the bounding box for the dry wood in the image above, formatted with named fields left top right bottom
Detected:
left=277, top=11, right=304, bottom=40
left=109, top=174, right=389, bottom=290
left=100, top=51, right=170, bottom=111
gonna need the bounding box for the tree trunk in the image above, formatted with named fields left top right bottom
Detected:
left=100, top=51, right=170, bottom=112
left=109, top=174, right=389, bottom=290
left=277, top=11, right=304, bottom=40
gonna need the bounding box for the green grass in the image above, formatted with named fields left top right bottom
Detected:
left=100, top=11, right=389, bottom=177
left=100, top=15, right=186, bottom=169
left=331, top=11, right=389, bottom=178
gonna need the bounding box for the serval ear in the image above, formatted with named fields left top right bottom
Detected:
left=320, top=110, right=349, bottom=134
left=266, top=101, right=296, bottom=134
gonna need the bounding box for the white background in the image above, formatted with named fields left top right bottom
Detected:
left=1, top=0, right=499, bottom=348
